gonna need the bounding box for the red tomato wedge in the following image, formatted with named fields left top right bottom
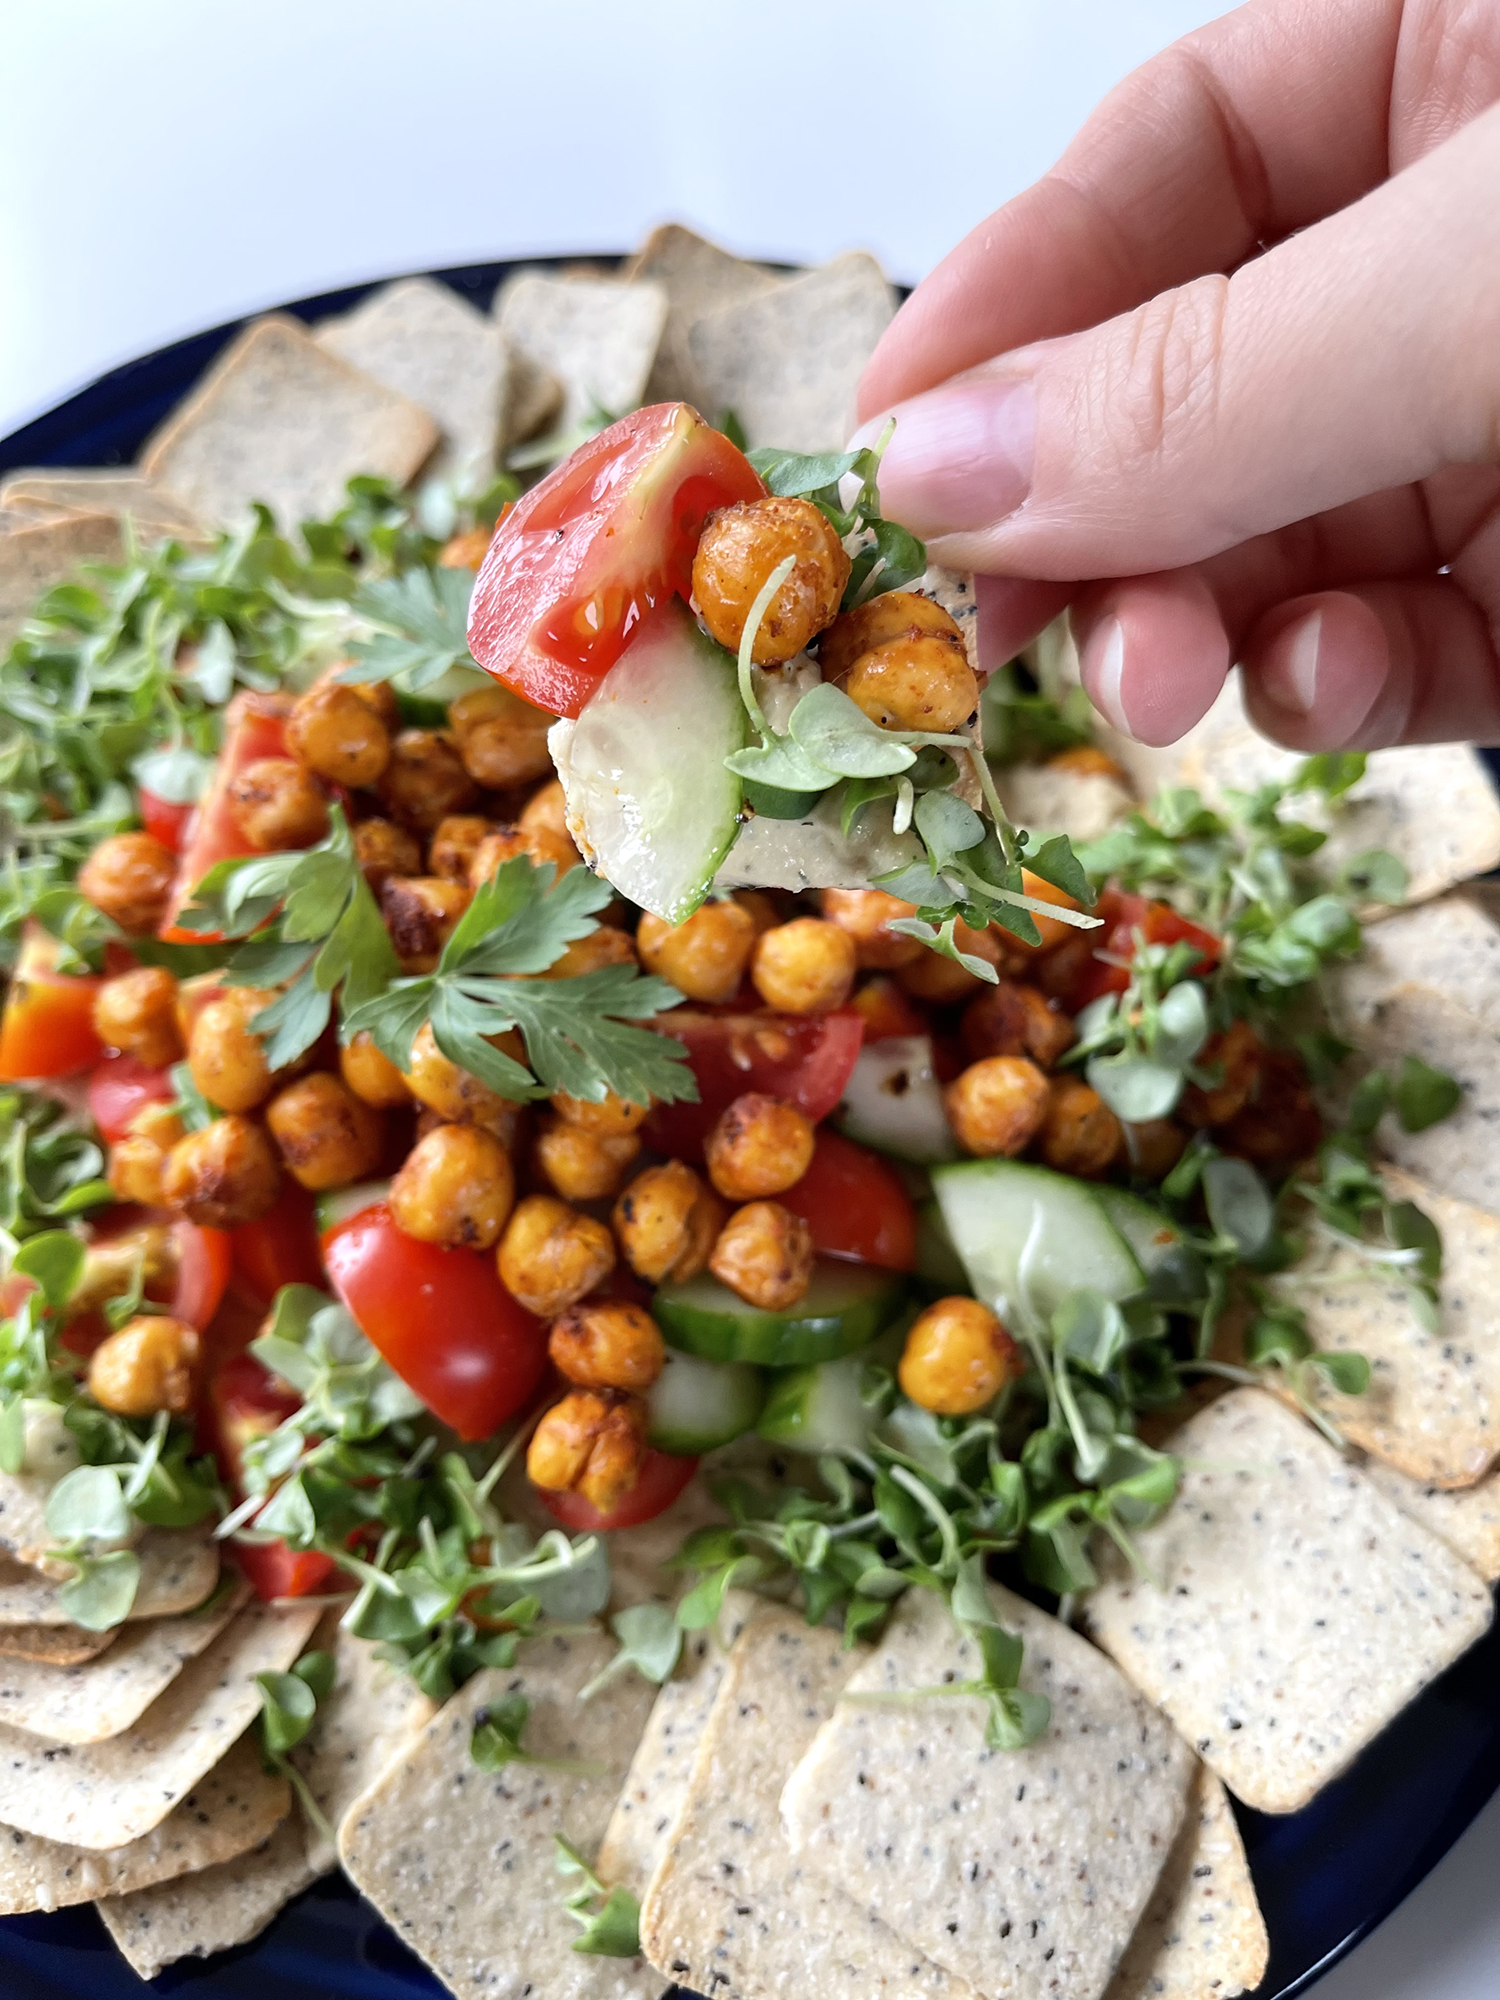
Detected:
left=159, top=691, right=292, bottom=941
left=1062, top=891, right=1222, bottom=1013
left=0, top=925, right=104, bottom=1081
left=232, top=1180, right=325, bottom=1301
left=644, top=1009, right=864, bottom=1160
left=322, top=1204, right=547, bottom=1440
left=537, top=1448, right=700, bottom=1532
left=231, top=1539, right=338, bottom=1600
left=780, top=1129, right=916, bottom=1272
left=204, top=1352, right=338, bottom=1600
left=467, top=403, right=764, bottom=719
left=168, top=1221, right=234, bottom=1332
left=88, top=1053, right=174, bottom=1143
left=138, top=787, right=195, bottom=853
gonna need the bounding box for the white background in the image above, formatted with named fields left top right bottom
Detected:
left=2, top=4, right=1496, bottom=1995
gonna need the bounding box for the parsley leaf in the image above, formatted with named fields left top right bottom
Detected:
left=344, top=567, right=479, bottom=691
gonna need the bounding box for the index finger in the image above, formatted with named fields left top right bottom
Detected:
left=858, top=0, right=1402, bottom=418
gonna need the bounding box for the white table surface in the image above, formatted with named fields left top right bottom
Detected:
left=1, top=4, right=1495, bottom=1994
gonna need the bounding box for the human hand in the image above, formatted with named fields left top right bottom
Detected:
left=854, top=0, right=1500, bottom=752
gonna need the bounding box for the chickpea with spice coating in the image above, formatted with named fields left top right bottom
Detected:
left=87, top=1315, right=201, bottom=1419
left=428, top=815, right=495, bottom=884
left=637, top=902, right=756, bottom=1004
left=820, top=888, right=923, bottom=971
left=843, top=636, right=979, bottom=735
left=705, top=1093, right=814, bottom=1202
left=498, top=1194, right=615, bottom=1317
left=469, top=823, right=577, bottom=883
left=376, top=729, right=478, bottom=834
left=1178, top=1020, right=1262, bottom=1128
left=108, top=1102, right=185, bottom=1207
left=518, top=778, right=571, bottom=848
left=899, top=1298, right=1020, bottom=1416
left=710, top=1200, right=814, bottom=1310
left=613, top=1160, right=725, bottom=1284
left=189, top=987, right=275, bottom=1113
left=526, top=1391, right=648, bottom=1515
left=944, top=1056, right=1051, bottom=1158
left=266, top=1072, right=384, bottom=1191
left=228, top=758, right=329, bottom=851
left=162, top=1116, right=280, bottom=1228
left=549, top=1299, right=664, bottom=1393
left=354, top=817, right=422, bottom=892
left=78, top=832, right=176, bottom=935
left=816, top=589, right=966, bottom=680
left=1040, top=1076, right=1122, bottom=1178
left=390, top=1123, right=514, bottom=1249
left=1121, top=1118, right=1188, bottom=1182
left=898, top=920, right=1018, bottom=1004
left=751, top=917, right=856, bottom=1015
left=551, top=1089, right=648, bottom=1138
left=961, top=980, right=1074, bottom=1069
left=534, top=1116, right=640, bottom=1202
left=404, top=1022, right=520, bottom=1127
left=286, top=681, right=391, bottom=788
left=543, top=923, right=638, bottom=982
left=449, top=684, right=555, bottom=790
left=93, top=966, right=182, bottom=1068
left=381, top=875, right=471, bottom=972
left=340, top=1031, right=412, bottom=1109
left=693, top=496, right=851, bottom=664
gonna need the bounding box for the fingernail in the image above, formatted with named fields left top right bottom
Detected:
left=855, top=373, right=1036, bottom=536
left=1085, top=617, right=1130, bottom=733
left=1279, top=611, right=1323, bottom=716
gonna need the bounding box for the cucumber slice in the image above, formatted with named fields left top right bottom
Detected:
left=837, top=1035, right=958, bottom=1165
left=314, top=1180, right=391, bottom=1236
left=930, top=1159, right=1144, bottom=1326
left=550, top=597, right=748, bottom=923
left=914, top=1200, right=969, bottom=1293
left=653, top=1258, right=907, bottom=1368
left=646, top=1350, right=764, bottom=1455
left=1093, top=1187, right=1207, bottom=1304
left=757, top=1353, right=872, bottom=1455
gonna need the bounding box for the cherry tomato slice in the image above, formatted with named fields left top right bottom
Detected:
left=159, top=692, right=291, bottom=941
left=138, top=786, right=195, bottom=854
left=1057, top=891, right=1222, bottom=1013
left=0, top=925, right=104, bottom=1081
left=468, top=404, right=765, bottom=719
left=779, top=1129, right=916, bottom=1272
left=537, top=1448, right=700, bottom=1532
left=88, top=1053, right=174, bottom=1144
left=230, top=1539, right=338, bottom=1601
left=322, top=1204, right=547, bottom=1440
left=202, top=1354, right=338, bottom=1600
left=644, top=1009, right=865, bottom=1160
left=232, top=1179, right=325, bottom=1301
left=167, top=1220, right=233, bottom=1333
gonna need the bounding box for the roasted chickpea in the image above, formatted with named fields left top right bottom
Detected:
left=438, top=525, right=493, bottom=570
left=751, top=917, right=857, bottom=1015
left=92, top=966, right=182, bottom=1068
left=534, top=1116, right=641, bottom=1202
left=518, top=778, right=572, bottom=848
left=77, top=832, right=176, bottom=935
left=636, top=902, right=756, bottom=1004
left=550, top=1089, right=648, bottom=1139
left=107, top=1103, right=186, bottom=1207
left=428, top=815, right=494, bottom=884
left=375, top=729, right=478, bottom=834
left=341, top=673, right=400, bottom=728
left=449, top=684, right=555, bottom=790
left=961, top=980, right=1075, bottom=1069
left=526, top=1390, right=648, bottom=1515
left=549, top=1299, right=664, bottom=1393
left=693, top=496, right=851, bottom=664
left=266, top=1072, right=384, bottom=1191
left=849, top=975, right=923, bottom=1042
left=1178, top=1020, right=1263, bottom=1128
left=612, top=1160, right=726, bottom=1285
left=898, top=1298, right=1020, bottom=1416
left=543, top=923, right=639, bottom=982
left=1219, top=1052, right=1322, bottom=1176
left=354, top=817, right=422, bottom=892
left=1047, top=744, right=1128, bottom=782
left=161, top=1116, right=281, bottom=1227
left=732, top=889, right=779, bottom=935
left=844, top=637, right=979, bottom=735
left=704, top=1093, right=814, bottom=1201
left=1040, top=1076, right=1122, bottom=1178
left=710, top=1200, right=815, bottom=1310
left=339, top=1031, right=412, bottom=1109
left=286, top=681, right=391, bottom=789
left=469, top=823, right=578, bottom=884
left=820, top=888, right=923, bottom=970
left=228, top=757, right=329, bottom=851
left=943, top=1056, right=1051, bottom=1158
left=898, top=920, right=1019, bottom=1003
left=87, top=1315, right=201, bottom=1419
left=189, top=987, right=274, bottom=1113
left=389, top=1122, right=514, bottom=1249
left=404, top=1021, right=520, bottom=1128
left=381, top=875, right=471, bottom=972
left=816, top=589, right=966, bottom=680
left=1120, top=1118, right=1189, bottom=1182
left=497, top=1194, right=615, bottom=1317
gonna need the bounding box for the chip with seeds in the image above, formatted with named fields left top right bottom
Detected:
left=1330, top=893, right=1500, bottom=1039
left=494, top=273, right=668, bottom=439
left=293, top=1615, right=435, bottom=1873
left=0, top=468, right=206, bottom=543
left=0, top=1622, right=119, bottom=1667
left=1083, top=1389, right=1493, bottom=1814
left=0, top=513, right=122, bottom=649
left=0, top=1531, right=218, bottom=1627
left=1361, top=1458, right=1500, bottom=1583
left=626, top=223, right=782, bottom=411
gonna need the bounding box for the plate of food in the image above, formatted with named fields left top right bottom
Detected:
left=0, top=228, right=1496, bottom=2000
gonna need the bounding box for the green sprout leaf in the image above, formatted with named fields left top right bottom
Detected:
left=1394, top=1056, right=1461, bottom=1134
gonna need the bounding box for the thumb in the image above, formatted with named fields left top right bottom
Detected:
left=860, top=103, right=1500, bottom=580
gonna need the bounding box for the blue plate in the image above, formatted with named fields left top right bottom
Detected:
left=2, top=261, right=1498, bottom=1998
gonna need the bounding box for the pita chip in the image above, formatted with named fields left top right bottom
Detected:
left=1329, top=893, right=1500, bottom=1039
left=0, top=1530, right=217, bottom=1627
left=626, top=223, right=781, bottom=408
left=293, top=1615, right=435, bottom=1872
left=0, top=1623, right=118, bottom=1667
left=0, top=469, right=206, bottom=543
left=0, top=512, right=122, bottom=649
left=494, top=273, right=668, bottom=436
left=1361, top=1458, right=1500, bottom=1584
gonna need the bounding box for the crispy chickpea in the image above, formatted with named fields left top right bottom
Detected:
left=339, top=1031, right=412, bottom=1109
left=1219, top=1051, right=1322, bottom=1176
left=266, top=1073, right=384, bottom=1191
left=439, top=525, right=493, bottom=570
left=87, top=1315, right=202, bottom=1419
left=897, top=920, right=1019, bottom=1004
left=354, top=816, right=422, bottom=892
left=636, top=901, right=756, bottom=1003
left=376, top=729, right=478, bottom=834
left=449, top=684, right=555, bottom=790
left=161, top=1116, right=281, bottom=1227
left=405, top=1021, right=520, bottom=1128
left=107, top=1103, right=186, bottom=1207
left=1035, top=931, right=1096, bottom=1006
left=498, top=1194, right=615, bottom=1316
left=381, top=875, right=471, bottom=972
left=389, top=1122, right=514, bottom=1249
left=469, top=822, right=578, bottom=885
left=943, top=1056, right=1051, bottom=1158
left=543, top=923, right=639, bottom=982
left=286, top=681, right=391, bottom=789
left=526, top=1390, right=648, bottom=1514
left=820, top=888, right=923, bottom=971
left=93, top=966, right=182, bottom=1067
left=704, top=1093, right=814, bottom=1201
left=844, top=637, right=979, bottom=734
left=692, top=496, right=851, bottom=664
left=1120, top=1118, right=1188, bottom=1182
left=551, top=1089, right=648, bottom=1138
left=534, top=1116, right=641, bottom=1202
left=710, top=1200, right=814, bottom=1310
left=549, top=1299, right=664, bottom=1392
left=751, top=917, right=856, bottom=1015
left=77, top=832, right=176, bottom=935
left=1047, top=744, right=1128, bottom=782
left=732, top=889, right=779, bottom=935
left=1040, top=1076, right=1122, bottom=1178
left=961, top=980, right=1075, bottom=1069
left=612, top=1160, right=726, bottom=1285
left=228, top=758, right=329, bottom=851
left=428, top=815, right=494, bottom=884
left=189, top=987, right=274, bottom=1113
left=898, top=1298, right=1020, bottom=1416
left=1178, top=1020, right=1263, bottom=1128
left=518, top=778, right=571, bottom=848
left=817, top=589, right=966, bottom=680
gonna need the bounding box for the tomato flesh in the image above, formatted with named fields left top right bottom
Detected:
left=231, top=1539, right=338, bottom=1600
left=537, top=1448, right=700, bottom=1532
left=167, top=1221, right=233, bottom=1333
left=0, top=925, right=104, bottom=1081
left=203, top=1353, right=337, bottom=1599
left=467, top=404, right=764, bottom=719
left=322, top=1204, right=548, bottom=1440
left=644, top=1009, right=865, bottom=1160
left=160, top=692, right=291, bottom=941
left=88, top=1053, right=174, bottom=1143
left=232, top=1179, right=325, bottom=1301
left=1063, top=891, right=1222, bottom=1013
left=138, top=787, right=195, bottom=853
left=780, top=1129, right=917, bottom=1272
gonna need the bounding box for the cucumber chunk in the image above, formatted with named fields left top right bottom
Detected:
left=837, top=1036, right=958, bottom=1165
left=550, top=597, right=747, bottom=923
left=930, top=1159, right=1144, bottom=1326
left=1093, top=1187, right=1207, bottom=1304
left=757, top=1353, right=872, bottom=1455
left=314, top=1179, right=391, bottom=1236
left=647, top=1350, right=764, bottom=1455
left=914, top=1200, right=969, bottom=1293
left=653, top=1258, right=907, bottom=1368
